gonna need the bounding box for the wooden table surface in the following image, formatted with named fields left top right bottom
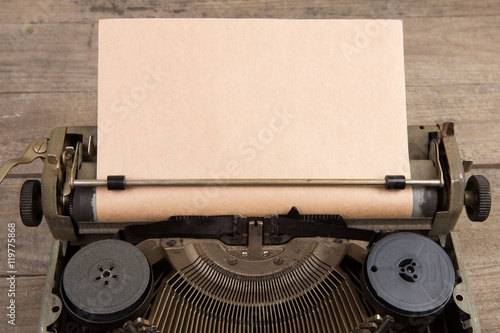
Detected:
left=0, top=1, right=499, bottom=332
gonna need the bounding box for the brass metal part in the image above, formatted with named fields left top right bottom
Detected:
left=42, top=128, right=76, bottom=241
left=346, top=243, right=368, bottom=264
left=351, top=314, right=393, bottom=333
left=46, top=154, right=58, bottom=165
left=62, top=142, right=82, bottom=197
left=429, top=139, right=445, bottom=187
left=463, top=159, right=474, bottom=173
left=61, top=146, right=74, bottom=165
left=225, top=221, right=284, bottom=261
left=157, top=234, right=348, bottom=277
left=87, top=134, right=97, bottom=157
left=464, top=190, right=475, bottom=206
left=359, top=322, right=378, bottom=329
left=38, top=241, right=65, bottom=333
left=145, top=235, right=367, bottom=332
left=441, top=121, right=455, bottom=137
left=429, top=122, right=466, bottom=236
left=0, top=137, right=48, bottom=184
left=123, top=318, right=159, bottom=333
left=407, top=124, right=441, bottom=160
left=42, top=126, right=97, bottom=241
left=440, top=232, right=481, bottom=331
left=364, top=314, right=383, bottom=325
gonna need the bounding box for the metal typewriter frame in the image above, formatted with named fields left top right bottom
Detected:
left=0, top=122, right=483, bottom=332
left=31, top=122, right=464, bottom=240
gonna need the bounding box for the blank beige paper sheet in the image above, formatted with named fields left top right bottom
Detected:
left=96, top=18, right=412, bottom=222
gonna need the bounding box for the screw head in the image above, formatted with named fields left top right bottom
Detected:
left=262, top=251, right=270, bottom=257
left=33, top=140, right=48, bottom=154
left=274, top=257, right=284, bottom=265
left=241, top=251, right=248, bottom=258
left=166, top=240, right=177, bottom=247
left=334, top=239, right=344, bottom=244
left=227, top=258, right=238, bottom=266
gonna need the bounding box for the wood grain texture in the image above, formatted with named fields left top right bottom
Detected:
left=455, top=169, right=500, bottom=332
left=0, top=1, right=499, bottom=332
left=0, top=276, right=46, bottom=332
left=1, top=16, right=499, bottom=92
left=0, top=92, right=97, bottom=162
left=0, top=179, right=54, bottom=278
left=1, top=0, right=500, bottom=24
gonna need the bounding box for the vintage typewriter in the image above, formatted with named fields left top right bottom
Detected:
left=0, top=121, right=491, bottom=333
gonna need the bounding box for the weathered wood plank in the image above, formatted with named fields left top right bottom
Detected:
left=1, top=17, right=499, bottom=160
left=0, top=91, right=97, bottom=166
left=406, top=84, right=500, bottom=165
left=0, top=275, right=45, bottom=332
left=403, top=16, right=500, bottom=87
left=0, top=23, right=97, bottom=93
left=0, top=179, right=54, bottom=278
left=0, top=2, right=499, bottom=331
left=1, top=16, right=499, bottom=93
left=457, top=228, right=500, bottom=332
left=2, top=82, right=498, bottom=166
left=403, top=16, right=499, bottom=58
left=1, top=0, right=500, bottom=25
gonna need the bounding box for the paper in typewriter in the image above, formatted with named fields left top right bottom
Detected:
left=96, top=19, right=413, bottom=222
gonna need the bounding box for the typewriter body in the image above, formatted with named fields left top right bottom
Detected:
left=0, top=122, right=491, bottom=333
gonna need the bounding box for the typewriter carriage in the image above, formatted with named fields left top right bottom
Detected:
left=0, top=122, right=490, bottom=332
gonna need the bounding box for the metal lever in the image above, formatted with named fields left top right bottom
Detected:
left=0, top=138, right=49, bottom=184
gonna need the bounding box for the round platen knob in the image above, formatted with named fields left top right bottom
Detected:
left=19, top=179, right=43, bottom=227
left=465, top=175, right=491, bottom=222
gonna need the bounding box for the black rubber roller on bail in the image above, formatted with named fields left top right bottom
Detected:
left=465, top=175, right=491, bottom=222
left=19, top=179, right=43, bottom=227
left=362, top=232, right=455, bottom=323
left=61, top=239, right=154, bottom=329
